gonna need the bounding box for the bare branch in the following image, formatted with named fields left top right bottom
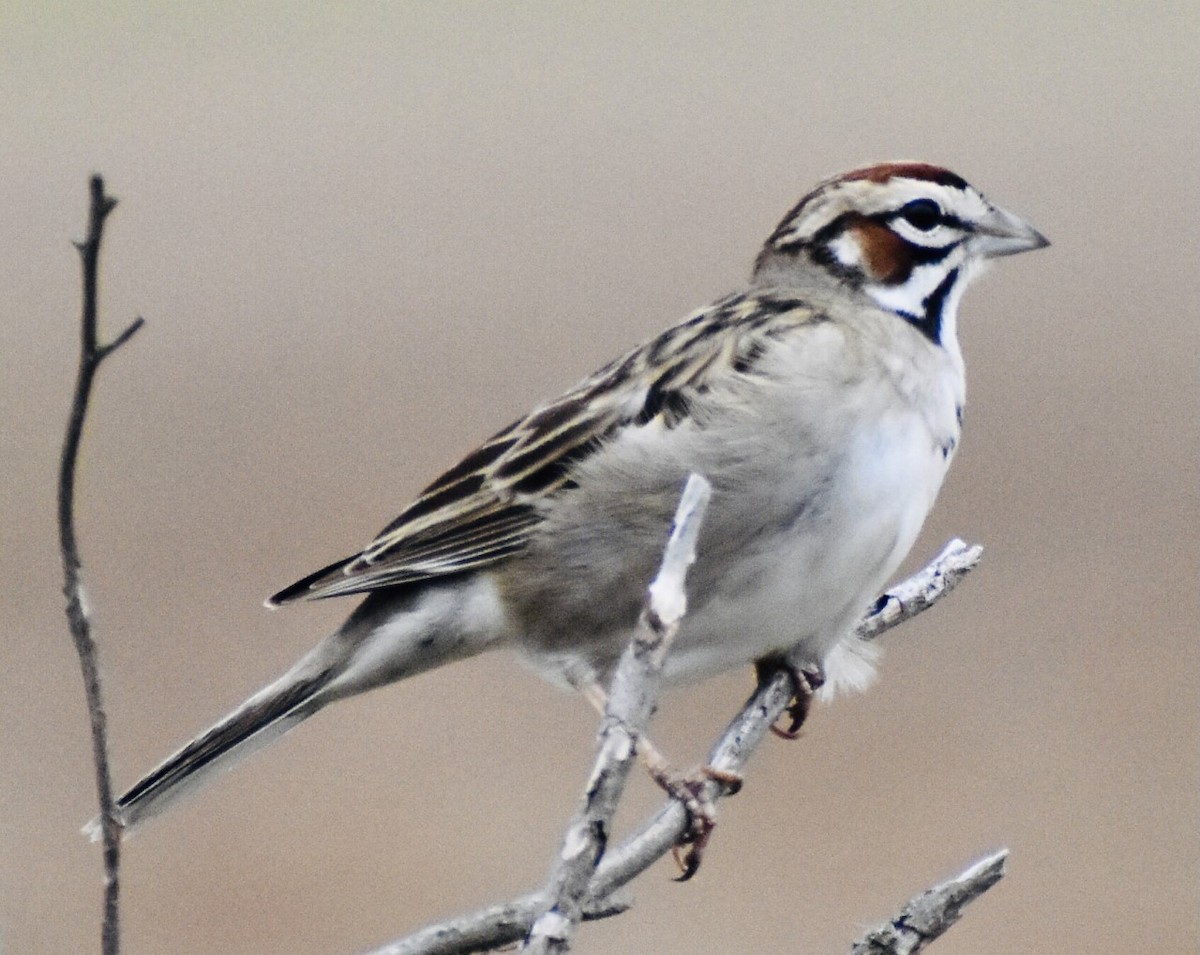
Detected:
left=523, top=474, right=711, bottom=954
left=363, top=538, right=983, bottom=955
left=856, top=538, right=983, bottom=642
left=585, top=537, right=985, bottom=904
left=59, top=174, right=144, bottom=955
left=96, top=315, right=146, bottom=360
left=850, top=849, right=1008, bottom=955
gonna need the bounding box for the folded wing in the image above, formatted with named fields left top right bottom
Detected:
left=267, top=291, right=819, bottom=605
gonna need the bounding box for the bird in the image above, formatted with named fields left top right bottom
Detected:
left=105, top=162, right=1047, bottom=835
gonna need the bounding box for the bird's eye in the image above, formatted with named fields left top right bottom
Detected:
left=897, top=199, right=943, bottom=232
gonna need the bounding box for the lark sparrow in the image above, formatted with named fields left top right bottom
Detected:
left=108, top=162, right=1047, bottom=832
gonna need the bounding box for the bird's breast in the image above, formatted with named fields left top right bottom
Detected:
left=505, top=327, right=963, bottom=692
left=660, top=392, right=958, bottom=686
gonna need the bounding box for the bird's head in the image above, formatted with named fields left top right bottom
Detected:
left=753, top=162, right=1049, bottom=346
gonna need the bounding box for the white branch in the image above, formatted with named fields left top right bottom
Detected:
left=856, top=538, right=983, bottom=642
left=360, top=537, right=984, bottom=955
left=522, top=474, right=711, bottom=954
left=850, top=849, right=1008, bottom=955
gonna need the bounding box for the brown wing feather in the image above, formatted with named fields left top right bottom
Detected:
left=267, top=290, right=818, bottom=606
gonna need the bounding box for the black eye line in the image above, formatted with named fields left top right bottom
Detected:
left=938, top=212, right=972, bottom=231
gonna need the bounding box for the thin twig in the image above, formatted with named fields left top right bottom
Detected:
left=362, top=539, right=983, bottom=955
left=59, top=174, right=144, bottom=955
left=849, top=849, right=1008, bottom=955
left=522, top=474, right=712, bottom=954
left=856, top=539, right=983, bottom=642
left=586, top=539, right=984, bottom=906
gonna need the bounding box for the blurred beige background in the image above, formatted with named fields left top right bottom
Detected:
left=2, top=3, right=1197, bottom=953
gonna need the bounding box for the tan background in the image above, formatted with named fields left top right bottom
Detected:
left=2, top=3, right=1197, bottom=953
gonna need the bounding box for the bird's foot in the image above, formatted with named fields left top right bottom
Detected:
left=575, top=678, right=743, bottom=879
left=756, top=658, right=825, bottom=739
left=646, top=763, right=743, bottom=881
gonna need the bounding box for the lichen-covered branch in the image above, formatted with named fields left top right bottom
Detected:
left=850, top=849, right=1008, bottom=955
left=522, top=474, right=711, bottom=954
left=362, top=538, right=983, bottom=955
left=59, top=175, right=144, bottom=955
left=856, top=539, right=983, bottom=642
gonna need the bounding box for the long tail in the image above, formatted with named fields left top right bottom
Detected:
left=88, top=664, right=336, bottom=839
left=88, top=585, right=502, bottom=839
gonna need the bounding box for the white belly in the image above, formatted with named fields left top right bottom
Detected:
left=662, top=407, right=952, bottom=692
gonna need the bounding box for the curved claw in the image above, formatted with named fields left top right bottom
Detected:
left=757, top=659, right=825, bottom=739
left=657, top=765, right=743, bottom=881
left=672, top=827, right=712, bottom=881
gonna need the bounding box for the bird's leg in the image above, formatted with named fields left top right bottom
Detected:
left=578, top=681, right=743, bottom=880
left=755, top=657, right=825, bottom=740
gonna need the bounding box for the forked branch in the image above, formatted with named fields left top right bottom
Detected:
left=59, top=175, right=144, bottom=955
left=522, top=474, right=712, bottom=953
left=365, top=538, right=986, bottom=955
